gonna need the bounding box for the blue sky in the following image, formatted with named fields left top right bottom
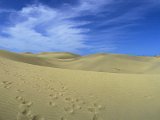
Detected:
left=0, top=0, right=160, bottom=55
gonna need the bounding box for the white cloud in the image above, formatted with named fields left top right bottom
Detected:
left=0, top=5, right=91, bottom=53
left=76, top=0, right=112, bottom=12
left=0, top=0, right=116, bottom=53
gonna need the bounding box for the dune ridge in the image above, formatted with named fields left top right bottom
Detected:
left=0, top=50, right=160, bottom=74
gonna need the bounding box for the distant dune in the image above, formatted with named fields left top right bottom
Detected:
left=0, top=50, right=160, bottom=120
left=0, top=50, right=160, bottom=74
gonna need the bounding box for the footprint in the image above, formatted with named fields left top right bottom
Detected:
left=64, top=107, right=74, bottom=114
left=93, top=103, right=105, bottom=111
left=75, top=98, right=79, bottom=102
left=72, top=103, right=75, bottom=108
left=64, top=107, right=71, bottom=112
left=17, top=112, right=30, bottom=120
left=16, top=89, right=24, bottom=93
left=49, top=94, right=54, bottom=97
left=4, top=85, right=11, bottom=89
left=144, top=95, right=153, bottom=100
left=26, top=111, right=34, bottom=118
left=17, top=113, right=45, bottom=120
left=1, top=81, right=12, bottom=89
left=88, top=107, right=96, bottom=113
left=17, top=99, right=44, bottom=120
left=50, top=88, right=55, bottom=91
left=25, top=101, right=33, bottom=107
left=92, top=114, right=98, bottom=120
left=75, top=105, right=82, bottom=110
left=60, top=117, right=67, bottom=120
left=16, top=96, right=25, bottom=102
left=93, top=103, right=98, bottom=107
left=32, top=115, right=45, bottom=120
left=65, top=97, right=71, bottom=102
left=52, top=95, right=58, bottom=100
left=62, top=86, right=67, bottom=90
left=97, top=105, right=105, bottom=111
left=16, top=96, right=33, bottom=108
left=58, top=92, right=63, bottom=96
left=18, top=104, right=30, bottom=115
left=68, top=109, right=74, bottom=114
left=49, top=102, right=56, bottom=107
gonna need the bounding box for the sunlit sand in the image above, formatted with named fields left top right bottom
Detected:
left=0, top=50, right=160, bottom=120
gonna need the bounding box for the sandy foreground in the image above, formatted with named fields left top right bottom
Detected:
left=0, top=50, right=160, bottom=120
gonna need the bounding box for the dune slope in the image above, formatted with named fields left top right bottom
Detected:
left=0, top=50, right=160, bottom=74
left=0, top=51, right=160, bottom=120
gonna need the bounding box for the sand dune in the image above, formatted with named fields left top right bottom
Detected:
left=0, top=50, right=160, bottom=74
left=0, top=50, right=160, bottom=120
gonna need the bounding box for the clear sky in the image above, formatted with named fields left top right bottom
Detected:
left=0, top=0, right=160, bottom=55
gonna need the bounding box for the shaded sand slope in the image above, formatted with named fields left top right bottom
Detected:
left=1, top=53, right=160, bottom=120
left=1, top=50, right=160, bottom=74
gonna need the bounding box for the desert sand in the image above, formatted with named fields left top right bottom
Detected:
left=0, top=50, right=160, bottom=120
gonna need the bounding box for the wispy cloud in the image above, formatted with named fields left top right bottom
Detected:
left=0, top=4, right=91, bottom=53
left=0, top=9, right=13, bottom=13
left=75, top=0, right=113, bottom=13
left=0, top=0, right=115, bottom=53
left=0, top=0, right=159, bottom=54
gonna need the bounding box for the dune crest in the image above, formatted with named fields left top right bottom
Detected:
left=0, top=50, right=160, bottom=74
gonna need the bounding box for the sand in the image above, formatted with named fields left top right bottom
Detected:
left=0, top=50, right=160, bottom=120
left=1, top=50, right=160, bottom=74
